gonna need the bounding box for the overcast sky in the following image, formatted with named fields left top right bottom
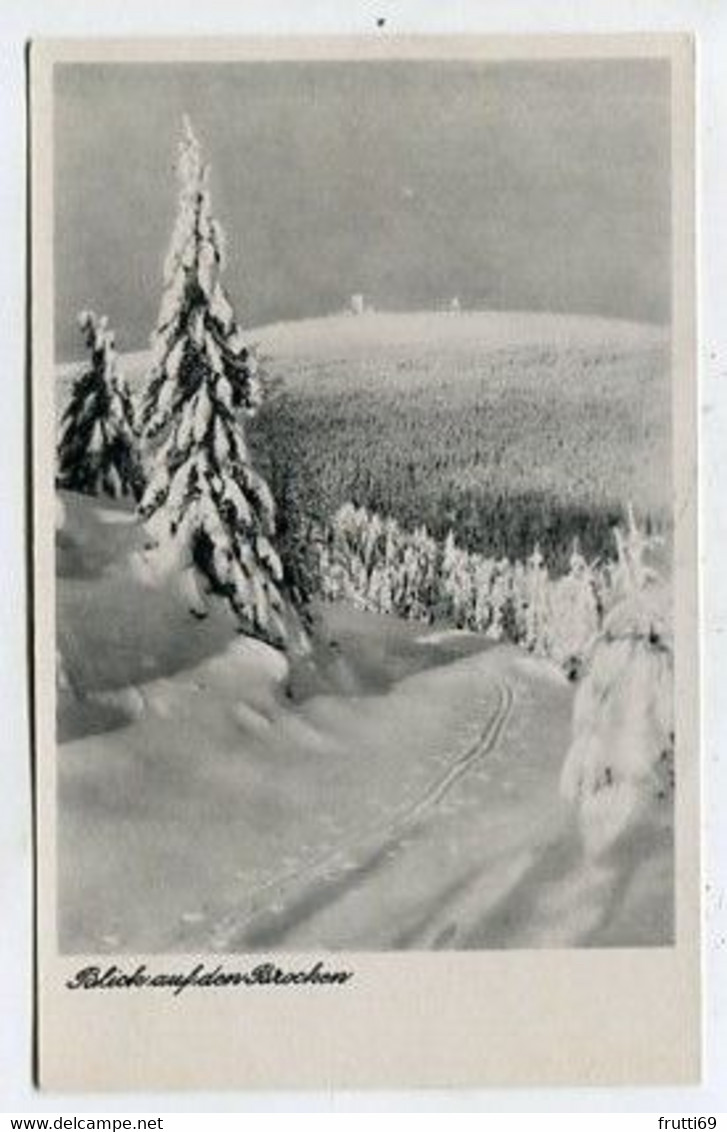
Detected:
left=54, top=58, right=670, bottom=359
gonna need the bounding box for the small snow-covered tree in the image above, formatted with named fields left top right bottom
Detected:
left=473, top=554, right=496, bottom=634
left=548, top=540, right=600, bottom=674
left=139, top=117, right=287, bottom=644
left=487, top=558, right=512, bottom=641
left=559, top=512, right=673, bottom=855
left=441, top=530, right=475, bottom=628
left=57, top=311, right=141, bottom=499
left=523, top=543, right=549, bottom=653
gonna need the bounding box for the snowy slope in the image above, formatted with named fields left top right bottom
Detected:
left=251, top=309, right=668, bottom=361
left=56, top=492, right=673, bottom=952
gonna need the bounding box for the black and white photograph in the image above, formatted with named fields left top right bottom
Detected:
left=50, top=48, right=680, bottom=955
left=29, top=34, right=700, bottom=1091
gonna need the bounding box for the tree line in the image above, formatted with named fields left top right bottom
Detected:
left=312, top=501, right=662, bottom=677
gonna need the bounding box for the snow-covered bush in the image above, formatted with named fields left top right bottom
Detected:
left=57, top=311, right=141, bottom=499
left=139, top=117, right=287, bottom=645
left=559, top=507, right=673, bottom=854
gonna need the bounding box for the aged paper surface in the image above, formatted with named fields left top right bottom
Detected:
left=31, top=35, right=699, bottom=1089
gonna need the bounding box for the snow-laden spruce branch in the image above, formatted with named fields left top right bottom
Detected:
left=138, top=116, right=287, bottom=645
left=57, top=311, right=141, bottom=500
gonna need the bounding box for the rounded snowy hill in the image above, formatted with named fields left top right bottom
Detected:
left=253, top=308, right=667, bottom=359
left=57, top=308, right=667, bottom=378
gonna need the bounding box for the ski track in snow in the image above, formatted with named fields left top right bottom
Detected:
left=196, top=653, right=671, bottom=952
left=208, top=679, right=515, bottom=951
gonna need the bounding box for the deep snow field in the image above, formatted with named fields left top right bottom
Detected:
left=56, top=491, right=674, bottom=953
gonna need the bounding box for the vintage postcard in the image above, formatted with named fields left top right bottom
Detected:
left=31, top=35, right=699, bottom=1090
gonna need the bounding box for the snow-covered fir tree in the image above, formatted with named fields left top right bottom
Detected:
left=139, top=116, right=287, bottom=644
left=57, top=311, right=141, bottom=499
